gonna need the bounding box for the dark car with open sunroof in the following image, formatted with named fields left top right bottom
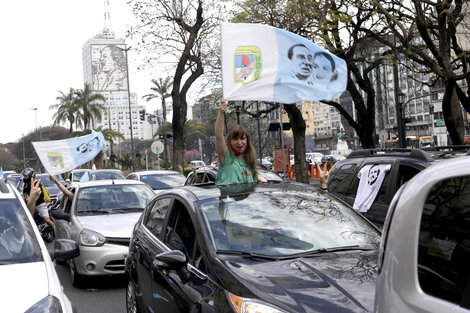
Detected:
left=125, top=182, right=380, bottom=313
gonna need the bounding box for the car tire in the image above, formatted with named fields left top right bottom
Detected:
left=69, top=259, right=84, bottom=288
left=126, top=279, right=141, bottom=313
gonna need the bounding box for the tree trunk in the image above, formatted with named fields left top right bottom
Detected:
left=443, top=80, right=465, bottom=145
left=93, top=150, right=104, bottom=169
left=284, top=104, right=309, bottom=184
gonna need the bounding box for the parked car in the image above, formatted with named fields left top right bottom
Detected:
left=327, top=146, right=470, bottom=226
left=190, top=160, right=206, bottom=169
left=52, top=179, right=155, bottom=287
left=66, top=169, right=89, bottom=184
left=126, top=170, right=186, bottom=192
left=2, top=170, right=17, bottom=181
left=184, top=164, right=284, bottom=185
left=35, top=173, right=66, bottom=203
left=306, top=152, right=324, bottom=164
left=375, top=155, right=470, bottom=312
left=5, top=174, right=22, bottom=192
left=66, top=169, right=125, bottom=184
left=0, top=179, right=79, bottom=312
left=126, top=182, right=381, bottom=313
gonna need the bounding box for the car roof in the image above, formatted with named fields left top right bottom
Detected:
left=129, top=170, right=182, bottom=176
left=163, top=181, right=319, bottom=202
left=71, top=179, right=147, bottom=188
left=0, top=180, right=18, bottom=200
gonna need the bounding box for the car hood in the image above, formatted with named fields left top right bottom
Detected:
left=77, top=212, right=142, bottom=238
left=223, top=250, right=378, bottom=313
left=0, top=262, right=49, bottom=312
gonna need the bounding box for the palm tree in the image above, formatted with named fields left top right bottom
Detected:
left=142, top=77, right=172, bottom=125
left=74, top=83, right=106, bottom=129
left=70, top=127, right=124, bottom=169
left=50, top=88, right=79, bottom=133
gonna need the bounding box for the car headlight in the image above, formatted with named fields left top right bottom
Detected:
left=25, top=295, right=63, bottom=313
left=78, top=228, right=106, bottom=247
left=228, top=292, right=287, bottom=313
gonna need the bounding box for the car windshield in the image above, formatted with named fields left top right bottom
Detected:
left=198, top=190, right=380, bottom=257
left=258, top=169, right=283, bottom=182
left=90, top=171, right=125, bottom=180
left=0, top=199, right=42, bottom=264
left=140, top=173, right=186, bottom=190
left=76, top=184, right=155, bottom=214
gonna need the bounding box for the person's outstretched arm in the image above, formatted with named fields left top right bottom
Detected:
left=50, top=175, right=74, bottom=200
left=215, top=99, right=228, bottom=165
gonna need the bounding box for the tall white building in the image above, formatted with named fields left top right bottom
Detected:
left=82, top=28, right=153, bottom=143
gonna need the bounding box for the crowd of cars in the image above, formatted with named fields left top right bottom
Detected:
left=1, top=149, right=469, bottom=312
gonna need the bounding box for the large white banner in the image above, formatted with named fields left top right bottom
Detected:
left=222, top=22, right=347, bottom=104
left=32, top=131, right=105, bottom=175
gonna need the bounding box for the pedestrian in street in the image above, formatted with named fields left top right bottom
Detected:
left=215, top=99, right=266, bottom=185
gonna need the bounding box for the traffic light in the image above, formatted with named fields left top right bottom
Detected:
left=429, top=105, right=434, bottom=114
left=139, top=109, right=145, bottom=121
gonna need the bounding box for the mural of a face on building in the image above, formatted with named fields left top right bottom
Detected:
left=91, top=44, right=127, bottom=91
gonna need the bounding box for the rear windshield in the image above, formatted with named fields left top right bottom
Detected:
left=140, top=174, right=186, bottom=190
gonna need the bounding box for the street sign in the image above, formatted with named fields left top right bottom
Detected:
left=151, top=140, right=164, bottom=154
left=435, top=118, right=445, bottom=127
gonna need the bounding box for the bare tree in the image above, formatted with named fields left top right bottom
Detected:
left=231, top=0, right=387, bottom=182
left=128, top=0, right=222, bottom=169
left=369, top=0, right=470, bottom=144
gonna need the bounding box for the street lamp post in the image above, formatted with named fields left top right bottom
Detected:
left=22, top=134, right=26, bottom=168
left=122, top=46, right=136, bottom=171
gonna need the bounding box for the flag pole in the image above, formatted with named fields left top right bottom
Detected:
left=279, top=103, right=286, bottom=178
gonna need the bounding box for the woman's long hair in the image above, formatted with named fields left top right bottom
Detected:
left=225, top=125, right=258, bottom=179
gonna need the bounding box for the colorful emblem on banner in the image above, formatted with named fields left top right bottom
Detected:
left=234, top=46, right=262, bottom=85
left=47, top=153, right=64, bottom=168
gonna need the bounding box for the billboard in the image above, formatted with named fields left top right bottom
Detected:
left=91, top=44, right=128, bottom=91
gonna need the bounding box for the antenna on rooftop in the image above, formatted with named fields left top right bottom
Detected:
left=102, top=0, right=114, bottom=38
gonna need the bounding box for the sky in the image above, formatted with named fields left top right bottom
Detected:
left=0, top=0, right=159, bottom=144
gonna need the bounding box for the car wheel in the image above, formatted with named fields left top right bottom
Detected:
left=69, top=259, right=83, bottom=288
left=126, top=279, right=141, bottom=313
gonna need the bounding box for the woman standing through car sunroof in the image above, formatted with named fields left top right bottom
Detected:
left=215, top=99, right=266, bottom=185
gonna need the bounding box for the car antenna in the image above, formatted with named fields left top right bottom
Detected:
left=112, top=179, right=115, bottom=185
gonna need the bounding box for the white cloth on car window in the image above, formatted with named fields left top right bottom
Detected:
left=353, top=164, right=391, bottom=213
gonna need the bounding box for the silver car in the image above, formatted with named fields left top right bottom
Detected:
left=126, top=170, right=186, bottom=192
left=53, top=180, right=155, bottom=287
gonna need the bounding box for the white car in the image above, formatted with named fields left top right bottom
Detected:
left=126, top=170, right=186, bottom=192
left=190, top=160, right=206, bottom=168
left=375, top=155, right=470, bottom=312
left=0, top=180, right=79, bottom=312
left=53, top=180, right=155, bottom=287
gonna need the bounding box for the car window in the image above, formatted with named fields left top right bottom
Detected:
left=198, top=190, right=380, bottom=257
left=165, top=201, right=197, bottom=261
left=144, top=198, right=172, bottom=238
left=418, top=176, right=470, bottom=309
left=0, top=199, right=42, bottom=263
left=76, top=184, right=154, bottom=214
left=397, top=164, right=421, bottom=188
left=328, top=163, right=357, bottom=196
left=90, top=171, right=125, bottom=180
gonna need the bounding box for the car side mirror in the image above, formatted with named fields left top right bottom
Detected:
left=50, top=239, right=80, bottom=261
left=52, top=210, right=70, bottom=222
left=154, top=250, right=187, bottom=269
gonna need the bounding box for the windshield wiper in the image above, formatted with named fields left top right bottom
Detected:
left=112, top=207, right=143, bottom=212
left=216, top=249, right=280, bottom=261
left=280, top=245, right=375, bottom=260
left=78, top=209, right=112, bottom=214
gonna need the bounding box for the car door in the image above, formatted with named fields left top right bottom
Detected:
left=150, top=197, right=218, bottom=312
left=54, top=187, right=76, bottom=240
left=132, top=196, right=173, bottom=309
